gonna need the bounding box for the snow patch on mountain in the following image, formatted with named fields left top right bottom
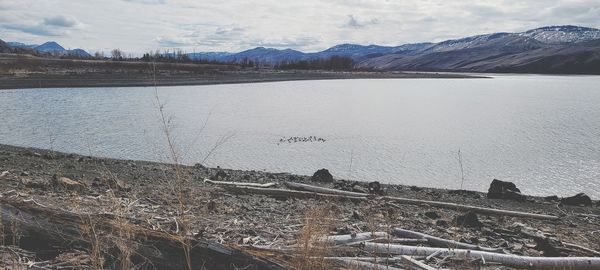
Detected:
left=520, top=25, right=600, bottom=44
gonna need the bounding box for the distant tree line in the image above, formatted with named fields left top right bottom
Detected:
left=275, top=56, right=354, bottom=71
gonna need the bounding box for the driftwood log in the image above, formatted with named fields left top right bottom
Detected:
left=228, top=182, right=559, bottom=221
left=323, top=257, right=403, bottom=270
left=363, top=243, right=600, bottom=270
left=284, top=181, right=369, bottom=197
left=321, top=232, right=389, bottom=245
left=222, top=186, right=367, bottom=202
left=0, top=198, right=285, bottom=270
left=204, top=179, right=277, bottom=188
left=392, top=228, right=505, bottom=253
left=384, top=199, right=559, bottom=221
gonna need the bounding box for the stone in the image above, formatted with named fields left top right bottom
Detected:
left=487, top=179, right=526, bottom=201
left=368, top=181, right=383, bottom=195
left=560, top=193, right=593, bottom=206
left=310, top=169, right=334, bottom=183
left=455, top=211, right=483, bottom=228
left=424, top=211, right=441, bottom=219
left=436, top=220, right=448, bottom=227
left=211, top=170, right=229, bottom=180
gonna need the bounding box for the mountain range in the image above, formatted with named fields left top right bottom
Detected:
left=2, top=25, right=599, bottom=74
left=3, top=41, right=91, bottom=57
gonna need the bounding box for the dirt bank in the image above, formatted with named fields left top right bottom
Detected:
left=0, top=53, right=481, bottom=89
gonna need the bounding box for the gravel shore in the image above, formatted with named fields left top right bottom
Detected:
left=0, top=144, right=599, bottom=269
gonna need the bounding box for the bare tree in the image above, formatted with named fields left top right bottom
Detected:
left=111, top=49, right=123, bottom=61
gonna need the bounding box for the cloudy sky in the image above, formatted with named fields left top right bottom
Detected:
left=1, top=0, right=599, bottom=54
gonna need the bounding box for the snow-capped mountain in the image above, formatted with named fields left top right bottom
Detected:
left=357, top=25, right=600, bottom=74
left=519, top=25, right=600, bottom=44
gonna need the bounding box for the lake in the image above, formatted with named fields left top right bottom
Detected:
left=1, top=75, right=599, bottom=198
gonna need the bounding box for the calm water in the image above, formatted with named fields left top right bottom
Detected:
left=1, top=76, right=599, bottom=198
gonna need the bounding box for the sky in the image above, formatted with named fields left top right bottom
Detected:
left=1, top=0, right=600, bottom=54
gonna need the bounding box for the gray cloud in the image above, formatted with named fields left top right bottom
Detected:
left=43, top=15, right=80, bottom=27
left=3, top=23, right=63, bottom=36
left=343, top=15, right=380, bottom=28
left=2, top=0, right=600, bottom=53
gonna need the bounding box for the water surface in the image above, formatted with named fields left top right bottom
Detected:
left=1, top=76, right=599, bottom=197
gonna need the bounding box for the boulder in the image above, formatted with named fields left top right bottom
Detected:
left=368, top=181, right=383, bottom=195
left=210, top=170, right=229, bottom=180
left=560, top=193, right=592, bottom=206
left=310, top=169, right=334, bottom=183
left=424, top=211, right=441, bottom=219
left=455, top=211, right=483, bottom=228
left=487, top=179, right=525, bottom=201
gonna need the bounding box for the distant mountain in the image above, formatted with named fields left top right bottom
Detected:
left=3, top=40, right=91, bottom=58
left=34, top=41, right=66, bottom=53
left=6, top=41, right=38, bottom=49
left=186, top=43, right=432, bottom=64
left=67, top=48, right=92, bottom=58
left=184, top=25, right=599, bottom=74
left=357, top=25, right=600, bottom=74
left=520, top=25, right=600, bottom=44
left=187, top=52, right=233, bottom=61
left=0, top=39, right=12, bottom=53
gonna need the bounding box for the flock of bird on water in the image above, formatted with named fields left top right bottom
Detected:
left=278, top=136, right=326, bottom=145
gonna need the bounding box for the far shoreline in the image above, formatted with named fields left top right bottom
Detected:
left=0, top=70, right=485, bottom=90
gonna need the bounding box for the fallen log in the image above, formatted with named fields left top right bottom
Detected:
left=363, top=243, right=600, bottom=270
left=321, top=232, right=389, bottom=245
left=392, top=228, right=505, bottom=253
left=204, top=178, right=277, bottom=188
left=222, top=186, right=367, bottom=202
left=284, top=181, right=368, bottom=197
left=385, top=198, right=559, bottom=221
left=0, top=198, right=285, bottom=270
left=323, top=257, right=403, bottom=270
left=224, top=185, right=558, bottom=221
left=400, top=255, right=438, bottom=270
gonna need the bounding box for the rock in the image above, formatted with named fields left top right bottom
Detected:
left=206, top=200, right=217, bottom=212
left=560, top=193, right=592, bottom=206
left=409, top=186, right=422, bottom=192
left=424, top=211, right=441, bottom=219
left=534, top=237, right=562, bottom=256
left=487, top=179, right=525, bottom=201
left=53, top=176, right=86, bottom=192
left=455, top=211, right=483, bottom=228
left=211, top=170, right=229, bottom=180
left=310, top=169, right=333, bottom=183
left=436, top=220, right=448, bottom=227
left=21, top=179, right=49, bottom=190
left=20, top=171, right=29, bottom=176
left=368, top=181, right=383, bottom=195
left=544, top=195, right=559, bottom=202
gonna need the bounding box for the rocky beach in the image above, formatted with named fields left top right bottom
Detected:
left=1, top=143, right=599, bottom=269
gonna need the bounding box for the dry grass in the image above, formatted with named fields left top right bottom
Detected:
left=294, top=202, right=342, bottom=270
